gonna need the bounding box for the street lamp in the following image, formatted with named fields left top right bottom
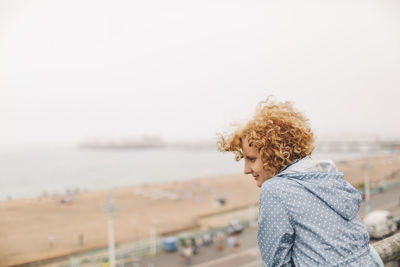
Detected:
left=104, top=192, right=116, bottom=267
left=361, top=161, right=371, bottom=215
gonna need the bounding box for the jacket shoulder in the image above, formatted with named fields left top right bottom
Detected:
left=260, top=175, right=299, bottom=200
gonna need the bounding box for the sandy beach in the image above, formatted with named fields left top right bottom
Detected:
left=1, top=153, right=400, bottom=266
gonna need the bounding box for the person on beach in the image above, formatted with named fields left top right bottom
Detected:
left=218, top=97, right=383, bottom=266
left=48, top=234, right=55, bottom=247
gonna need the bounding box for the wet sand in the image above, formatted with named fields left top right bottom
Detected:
left=1, top=153, right=399, bottom=266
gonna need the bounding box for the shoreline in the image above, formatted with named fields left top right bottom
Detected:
left=1, top=153, right=400, bottom=266
left=1, top=149, right=396, bottom=202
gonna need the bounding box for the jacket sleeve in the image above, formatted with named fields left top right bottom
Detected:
left=258, top=185, right=294, bottom=267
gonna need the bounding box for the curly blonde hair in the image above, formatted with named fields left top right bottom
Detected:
left=218, top=97, right=314, bottom=175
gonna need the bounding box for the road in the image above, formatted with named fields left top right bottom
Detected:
left=133, top=185, right=400, bottom=267
left=135, top=226, right=261, bottom=267
left=359, top=183, right=400, bottom=217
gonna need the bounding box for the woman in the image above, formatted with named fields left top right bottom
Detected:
left=218, top=98, right=382, bottom=266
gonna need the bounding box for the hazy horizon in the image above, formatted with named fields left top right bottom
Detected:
left=1, top=0, right=400, bottom=146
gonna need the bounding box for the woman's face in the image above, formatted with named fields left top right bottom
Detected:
left=241, top=139, right=273, bottom=188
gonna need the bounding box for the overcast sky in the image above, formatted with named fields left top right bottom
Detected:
left=1, top=0, right=399, bottom=146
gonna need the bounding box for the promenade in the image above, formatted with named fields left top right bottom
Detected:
left=135, top=184, right=400, bottom=267
left=1, top=153, right=400, bottom=266
left=139, top=184, right=400, bottom=267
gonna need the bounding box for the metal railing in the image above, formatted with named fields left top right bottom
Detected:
left=25, top=213, right=400, bottom=266
left=62, top=216, right=255, bottom=266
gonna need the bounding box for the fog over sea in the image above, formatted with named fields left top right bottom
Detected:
left=0, top=145, right=393, bottom=201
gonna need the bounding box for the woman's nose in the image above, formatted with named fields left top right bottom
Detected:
left=244, top=162, right=252, bottom=174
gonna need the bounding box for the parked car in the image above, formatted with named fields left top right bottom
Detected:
left=163, top=236, right=178, bottom=252
left=364, top=210, right=397, bottom=239
left=202, top=233, right=213, bottom=246
left=227, top=219, right=243, bottom=235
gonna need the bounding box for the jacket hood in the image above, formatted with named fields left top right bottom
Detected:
left=276, top=157, right=361, bottom=220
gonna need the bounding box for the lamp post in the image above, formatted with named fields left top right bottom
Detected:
left=149, top=220, right=157, bottom=256
left=361, top=161, right=371, bottom=215
left=104, top=192, right=116, bottom=267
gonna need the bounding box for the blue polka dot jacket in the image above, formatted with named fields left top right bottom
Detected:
left=258, top=157, right=380, bottom=266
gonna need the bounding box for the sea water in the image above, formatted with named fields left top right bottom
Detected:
left=0, top=145, right=393, bottom=200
